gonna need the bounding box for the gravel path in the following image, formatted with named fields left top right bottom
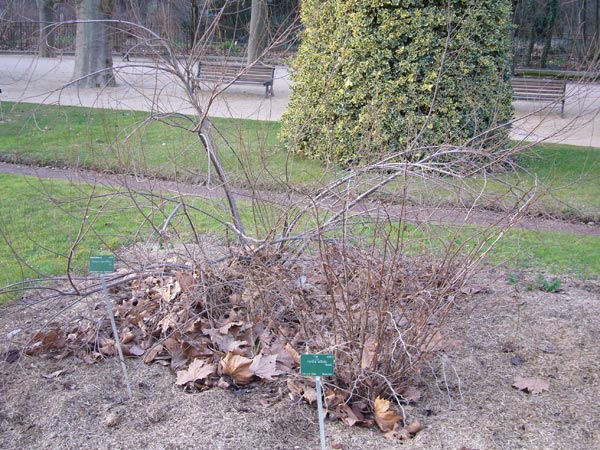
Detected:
left=1, top=160, right=598, bottom=237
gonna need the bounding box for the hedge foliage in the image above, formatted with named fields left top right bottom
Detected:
left=280, top=0, right=514, bottom=165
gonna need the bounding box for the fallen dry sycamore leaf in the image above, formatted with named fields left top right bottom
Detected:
left=384, top=420, right=424, bottom=441
left=25, top=328, right=65, bottom=355
left=512, top=376, right=550, bottom=394
left=249, top=354, right=283, bottom=380
left=374, top=396, right=403, bottom=432
left=176, top=358, right=216, bottom=386
left=221, top=352, right=254, bottom=385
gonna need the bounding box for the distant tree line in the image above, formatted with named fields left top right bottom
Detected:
left=1, top=0, right=600, bottom=69
left=0, top=1, right=299, bottom=56
left=513, top=0, right=600, bottom=68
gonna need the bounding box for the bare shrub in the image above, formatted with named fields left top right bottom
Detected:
left=0, top=0, right=549, bottom=434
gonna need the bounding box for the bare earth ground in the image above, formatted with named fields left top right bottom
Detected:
left=1, top=270, right=599, bottom=450
left=1, top=54, right=600, bottom=449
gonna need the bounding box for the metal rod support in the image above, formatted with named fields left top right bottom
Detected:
left=316, top=376, right=327, bottom=450
left=101, top=274, right=133, bottom=400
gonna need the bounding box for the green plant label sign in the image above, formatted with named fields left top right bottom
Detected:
left=300, top=354, right=334, bottom=377
left=89, top=255, right=115, bottom=274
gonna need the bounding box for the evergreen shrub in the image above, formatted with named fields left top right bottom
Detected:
left=281, top=0, right=514, bottom=165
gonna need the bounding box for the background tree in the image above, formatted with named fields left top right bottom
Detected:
left=540, top=0, right=559, bottom=67
left=281, top=0, right=514, bottom=165
left=36, top=0, right=55, bottom=57
left=247, top=0, right=268, bottom=63
left=72, top=0, right=115, bottom=88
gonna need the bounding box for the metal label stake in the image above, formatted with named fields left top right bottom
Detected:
left=90, top=255, right=133, bottom=400
left=300, top=354, right=334, bottom=450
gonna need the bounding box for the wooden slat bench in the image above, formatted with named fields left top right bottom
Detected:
left=512, top=77, right=567, bottom=117
left=194, top=61, right=275, bottom=97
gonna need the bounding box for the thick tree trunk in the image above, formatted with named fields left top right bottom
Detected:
left=540, top=0, right=558, bottom=68
left=247, top=0, right=268, bottom=64
left=73, top=0, right=116, bottom=88
left=524, top=0, right=536, bottom=66
left=37, top=0, right=55, bottom=58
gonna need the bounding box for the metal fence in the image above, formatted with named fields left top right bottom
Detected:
left=0, top=21, right=157, bottom=54
left=0, top=21, right=297, bottom=59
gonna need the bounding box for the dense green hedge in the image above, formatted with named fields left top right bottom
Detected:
left=281, top=0, right=514, bottom=165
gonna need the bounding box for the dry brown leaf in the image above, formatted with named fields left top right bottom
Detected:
left=284, top=343, right=301, bottom=365
left=205, top=330, right=248, bottom=355
left=143, top=344, right=164, bottom=364
left=123, top=344, right=145, bottom=357
left=324, top=389, right=346, bottom=409
left=374, top=397, right=403, bottom=432
left=26, top=328, right=66, bottom=355
left=218, top=321, right=244, bottom=335
left=176, top=271, right=195, bottom=292
left=406, top=419, right=424, bottom=434
left=157, top=313, right=179, bottom=335
left=169, top=281, right=182, bottom=301
left=361, top=336, right=378, bottom=370
left=41, top=369, right=65, bottom=379
left=302, top=386, right=317, bottom=404
left=221, top=352, right=254, bottom=385
left=176, top=359, right=216, bottom=386
left=120, top=329, right=135, bottom=345
left=165, top=337, right=188, bottom=370
left=287, top=378, right=304, bottom=397
left=338, top=404, right=361, bottom=427
left=249, top=354, right=283, bottom=380
left=181, top=340, right=213, bottom=359
left=512, top=376, right=550, bottom=394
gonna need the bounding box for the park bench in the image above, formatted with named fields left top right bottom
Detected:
left=512, top=77, right=567, bottom=117
left=194, top=61, right=275, bottom=97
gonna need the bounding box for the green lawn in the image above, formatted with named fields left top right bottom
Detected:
left=514, top=143, right=600, bottom=221
left=0, top=102, right=327, bottom=190
left=0, top=173, right=267, bottom=299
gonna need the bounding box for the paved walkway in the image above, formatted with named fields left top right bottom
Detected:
left=2, top=54, right=600, bottom=146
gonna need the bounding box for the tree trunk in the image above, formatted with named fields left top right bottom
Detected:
left=73, top=0, right=116, bottom=88
left=247, top=0, right=268, bottom=64
left=583, top=0, right=589, bottom=49
left=190, top=0, right=199, bottom=51
left=37, top=0, right=55, bottom=58
left=595, top=0, right=600, bottom=60
left=524, top=0, right=536, bottom=66
left=540, top=0, right=558, bottom=68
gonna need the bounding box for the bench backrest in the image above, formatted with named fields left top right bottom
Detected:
left=197, top=62, right=274, bottom=83
left=512, top=77, right=566, bottom=97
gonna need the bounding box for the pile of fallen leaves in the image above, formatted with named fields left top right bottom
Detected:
left=17, top=244, right=472, bottom=441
